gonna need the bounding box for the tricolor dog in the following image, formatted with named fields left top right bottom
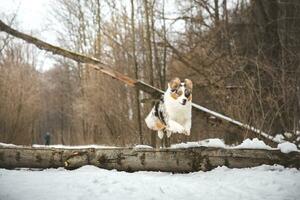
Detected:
left=145, top=77, right=192, bottom=142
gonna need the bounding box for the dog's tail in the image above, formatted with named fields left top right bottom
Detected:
left=145, top=108, right=156, bottom=130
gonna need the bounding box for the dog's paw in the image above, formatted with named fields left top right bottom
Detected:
left=166, top=131, right=172, bottom=138
left=184, top=129, right=191, bottom=136
left=167, top=120, right=186, bottom=134
left=158, top=130, right=164, bottom=139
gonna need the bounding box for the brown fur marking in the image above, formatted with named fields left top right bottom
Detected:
left=188, top=94, right=192, bottom=101
left=171, top=88, right=183, bottom=99
left=177, top=89, right=183, bottom=96
left=170, top=77, right=181, bottom=90
left=171, top=92, right=178, bottom=100
left=154, top=119, right=166, bottom=130
left=184, top=79, right=193, bottom=91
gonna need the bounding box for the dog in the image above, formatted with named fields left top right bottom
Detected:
left=145, top=77, right=193, bottom=146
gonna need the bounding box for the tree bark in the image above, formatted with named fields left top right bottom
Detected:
left=161, top=0, right=167, bottom=88
left=0, top=145, right=299, bottom=172
left=143, top=0, right=156, bottom=148
left=131, top=0, right=143, bottom=144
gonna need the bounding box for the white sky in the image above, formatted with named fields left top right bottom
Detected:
left=0, top=0, right=185, bottom=71
left=0, top=0, right=56, bottom=71
left=0, top=0, right=49, bottom=30
left=0, top=0, right=175, bottom=71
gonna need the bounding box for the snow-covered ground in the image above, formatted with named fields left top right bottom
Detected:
left=0, top=139, right=299, bottom=199
left=0, top=165, right=299, bottom=200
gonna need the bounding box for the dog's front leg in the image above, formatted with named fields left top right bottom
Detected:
left=166, top=120, right=187, bottom=135
left=166, top=130, right=172, bottom=138
left=183, top=120, right=191, bottom=136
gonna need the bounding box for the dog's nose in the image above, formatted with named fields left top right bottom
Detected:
left=182, top=99, right=187, bottom=105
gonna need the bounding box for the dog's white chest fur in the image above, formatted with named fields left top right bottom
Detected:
left=164, top=93, right=191, bottom=126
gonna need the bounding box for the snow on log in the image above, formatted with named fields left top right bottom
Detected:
left=0, top=146, right=299, bottom=172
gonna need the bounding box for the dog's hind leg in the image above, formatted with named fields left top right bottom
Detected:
left=160, top=129, right=171, bottom=148
left=165, top=130, right=171, bottom=147
left=158, top=130, right=164, bottom=139
left=165, top=136, right=170, bottom=147
left=159, top=131, right=165, bottom=148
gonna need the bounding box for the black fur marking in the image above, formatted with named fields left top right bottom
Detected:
left=159, top=110, right=166, bottom=125
left=185, top=89, right=191, bottom=98
left=154, top=96, right=166, bottom=126
left=154, top=101, right=160, bottom=117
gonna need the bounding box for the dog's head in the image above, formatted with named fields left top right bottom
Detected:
left=167, top=77, right=193, bottom=105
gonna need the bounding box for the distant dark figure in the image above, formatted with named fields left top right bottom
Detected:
left=44, top=132, right=51, bottom=145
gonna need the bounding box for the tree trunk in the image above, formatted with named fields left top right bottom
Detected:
left=161, top=0, right=167, bottom=88
left=143, top=0, right=156, bottom=148
left=0, top=145, right=299, bottom=172
left=131, top=0, right=143, bottom=144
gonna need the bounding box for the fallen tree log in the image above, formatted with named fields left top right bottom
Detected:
left=0, top=146, right=299, bottom=172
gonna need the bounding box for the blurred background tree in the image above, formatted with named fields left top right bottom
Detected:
left=0, top=0, right=299, bottom=147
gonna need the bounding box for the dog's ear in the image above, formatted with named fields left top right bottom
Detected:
left=169, top=77, right=181, bottom=90
left=184, top=79, right=193, bottom=91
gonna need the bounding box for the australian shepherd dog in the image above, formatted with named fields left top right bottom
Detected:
left=145, top=77, right=192, bottom=147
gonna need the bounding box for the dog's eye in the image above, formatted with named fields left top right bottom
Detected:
left=171, top=89, right=177, bottom=93
left=185, top=90, right=190, bottom=98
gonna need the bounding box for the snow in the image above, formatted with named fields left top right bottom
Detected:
left=0, top=143, right=118, bottom=149
left=171, top=138, right=226, bottom=149
left=170, top=138, right=300, bottom=153
left=31, top=144, right=118, bottom=149
left=284, top=132, right=293, bottom=139
left=170, top=141, right=201, bottom=148
left=170, top=138, right=276, bottom=150
left=0, top=165, right=299, bottom=200
left=274, top=134, right=285, bottom=142
left=0, top=142, right=17, bottom=147
left=233, top=138, right=273, bottom=150
left=1, top=138, right=298, bottom=153
left=277, top=142, right=298, bottom=153
left=134, top=145, right=153, bottom=149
